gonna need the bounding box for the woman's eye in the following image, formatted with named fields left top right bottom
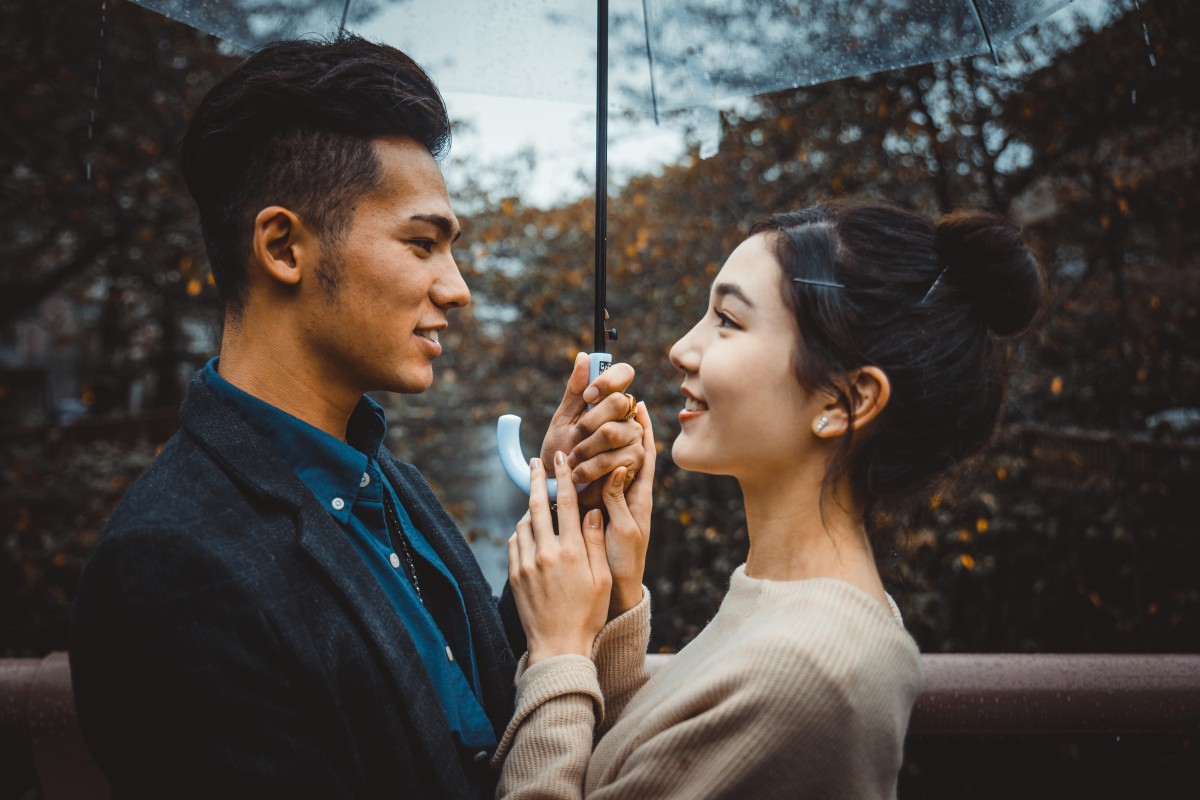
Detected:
left=715, top=310, right=738, bottom=329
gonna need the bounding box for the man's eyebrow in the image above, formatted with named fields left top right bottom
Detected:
left=410, top=214, right=462, bottom=243
left=714, top=282, right=755, bottom=308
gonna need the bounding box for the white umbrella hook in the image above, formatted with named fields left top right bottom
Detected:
left=497, top=352, right=611, bottom=499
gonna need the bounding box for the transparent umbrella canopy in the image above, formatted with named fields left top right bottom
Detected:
left=126, top=0, right=1082, bottom=497
left=130, top=0, right=1079, bottom=115
left=126, top=0, right=1080, bottom=351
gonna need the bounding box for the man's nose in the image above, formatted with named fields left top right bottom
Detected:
left=433, top=255, right=470, bottom=309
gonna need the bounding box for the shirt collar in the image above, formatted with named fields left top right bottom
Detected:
left=203, top=357, right=388, bottom=523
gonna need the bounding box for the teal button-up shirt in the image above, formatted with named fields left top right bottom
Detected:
left=203, top=358, right=496, bottom=790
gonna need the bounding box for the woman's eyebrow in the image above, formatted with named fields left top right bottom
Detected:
left=714, top=282, right=755, bottom=309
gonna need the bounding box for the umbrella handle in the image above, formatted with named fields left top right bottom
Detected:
left=497, top=352, right=612, bottom=499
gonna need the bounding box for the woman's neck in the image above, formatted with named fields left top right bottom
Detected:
left=739, top=467, right=889, bottom=608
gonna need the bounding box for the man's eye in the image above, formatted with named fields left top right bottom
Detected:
left=411, top=239, right=435, bottom=253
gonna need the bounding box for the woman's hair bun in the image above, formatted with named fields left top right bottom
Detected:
left=935, top=210, right=1044, bottom=337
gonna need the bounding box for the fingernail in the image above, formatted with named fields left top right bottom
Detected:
left=530, top=457, right=541, bottom=471
left=554, top=450, right=566, bottom=466
left=582, top=386, right=599, bottom=403
left=585, top=509, right=601, bottom=528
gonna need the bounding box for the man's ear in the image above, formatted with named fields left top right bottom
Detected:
left=250, top=206, right=314, bottom=288
left=812, top=366, right=891, bottom=438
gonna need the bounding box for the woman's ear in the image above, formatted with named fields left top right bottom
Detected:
left=847, top=366, right=890, bottom=431
left=250, top=206, right=313, bottom=288
left=811, top=366, right=891, bottom=438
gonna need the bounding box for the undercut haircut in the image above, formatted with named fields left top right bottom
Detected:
left=179, top=35, right=451, bottom=314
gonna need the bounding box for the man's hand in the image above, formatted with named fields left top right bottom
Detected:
left=540, top=352, right=645, bottom=510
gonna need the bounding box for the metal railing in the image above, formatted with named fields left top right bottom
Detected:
left=3, top=652, right=1199, bottom=799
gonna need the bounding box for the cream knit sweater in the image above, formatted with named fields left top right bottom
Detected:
left=494, top=565, right=924, bottom=799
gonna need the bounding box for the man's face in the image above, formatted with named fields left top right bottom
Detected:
left=301, top=136, right=469, bottom=395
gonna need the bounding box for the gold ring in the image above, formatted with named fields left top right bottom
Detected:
left=622, top=392, right=638, bottom=421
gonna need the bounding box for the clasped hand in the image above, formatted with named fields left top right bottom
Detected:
left=509, top=404, right=655, bottom=665
left=539, top=353, right=645, bottom=509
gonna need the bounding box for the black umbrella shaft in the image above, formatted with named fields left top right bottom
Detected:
left=594, top=0, right=609, bottom=354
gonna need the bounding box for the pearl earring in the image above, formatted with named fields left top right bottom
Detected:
left=815, top=416, right=829, bottom=434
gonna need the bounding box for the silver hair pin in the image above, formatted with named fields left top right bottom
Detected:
left=793, top=277, right=845, bottom=289
left=920, top=267, right=950, bottom=304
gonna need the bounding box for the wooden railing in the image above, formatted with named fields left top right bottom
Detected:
left=3, top=652, right=1198, bottom=799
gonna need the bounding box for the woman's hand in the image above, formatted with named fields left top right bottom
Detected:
left=508, top=452, right=612, bottom=665
left=599, top=402, right=656, bottom=619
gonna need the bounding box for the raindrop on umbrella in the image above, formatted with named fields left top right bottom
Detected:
left=87, top=0, right=109, bottom=183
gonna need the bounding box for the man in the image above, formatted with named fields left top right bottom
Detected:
left=69, top=36, right=643, bottom=799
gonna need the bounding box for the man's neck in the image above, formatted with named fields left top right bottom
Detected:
left=217, top=322, right=360, bottom=442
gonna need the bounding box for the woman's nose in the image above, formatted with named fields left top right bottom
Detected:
left=669, top=324, right=702, bottom=374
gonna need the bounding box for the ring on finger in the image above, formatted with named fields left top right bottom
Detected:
left=621, top=392, right=638, bottom=421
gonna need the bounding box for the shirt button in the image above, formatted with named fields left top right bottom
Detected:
left=389, top=553, right=401, bottom=569
left=445, top=645, right=454, bottom=662
left=360, top=472, right=370, bottom=488
left=331, top=497, right=345, bottom=511
left=473, top=750, right=489, bottom=763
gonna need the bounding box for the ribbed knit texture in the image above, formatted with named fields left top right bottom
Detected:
left=495, top=567, right=923, bottom=799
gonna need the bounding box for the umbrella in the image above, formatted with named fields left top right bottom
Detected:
left=124, top=0, right=1083, bottom=495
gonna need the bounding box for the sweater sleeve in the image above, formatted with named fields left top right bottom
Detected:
left=588, top=642, right=911, bottom=800
left=491, top=589, right=651, bottom=799
left=492, top=654, right=602, bottom=799
left=592, top=586, right=651, bottom=734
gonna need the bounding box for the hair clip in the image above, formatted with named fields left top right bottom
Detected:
left=920, top=267, right=950, bottom=304
left=792, top=277, right=845, bottom=289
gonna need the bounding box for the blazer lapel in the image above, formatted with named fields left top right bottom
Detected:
left=295, top=491, right=469, bottom=799
left=378, top=456, right=518, bottom=736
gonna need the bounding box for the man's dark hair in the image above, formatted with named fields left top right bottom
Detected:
left=179, top=35, right=451, bottom=313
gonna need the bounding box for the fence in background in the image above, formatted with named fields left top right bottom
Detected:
left=3, top=651, right=1198, bottom=799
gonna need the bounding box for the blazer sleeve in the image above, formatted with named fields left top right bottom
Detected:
left=70, top=526, right=356, bottom=799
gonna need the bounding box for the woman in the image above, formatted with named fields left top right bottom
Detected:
left=496, top=201, right=1044, bottom=798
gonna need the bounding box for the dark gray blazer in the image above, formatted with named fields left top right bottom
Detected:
left=70, top=374, right=522, bottom=799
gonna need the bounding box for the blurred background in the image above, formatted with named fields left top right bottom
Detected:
left=2, top=0, right=1197, bottom=796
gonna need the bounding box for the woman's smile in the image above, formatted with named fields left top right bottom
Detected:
left=679, top=386, right=708, bottom=422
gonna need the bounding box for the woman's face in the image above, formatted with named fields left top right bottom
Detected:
left=669, top=233, right=826, bottom=482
